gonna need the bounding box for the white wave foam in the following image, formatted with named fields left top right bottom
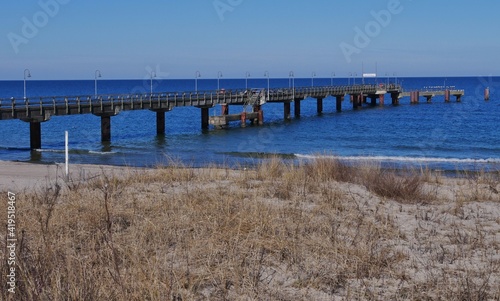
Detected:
left=88, top=150, right=117, bottom=155
left=294, top=154, right=500, bottom=164
left=35, top=149, right=64, bottom=153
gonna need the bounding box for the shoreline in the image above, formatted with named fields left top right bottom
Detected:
left=0, top=160, right=145, bottom=192
left=1, top=157, right=499, bottom=192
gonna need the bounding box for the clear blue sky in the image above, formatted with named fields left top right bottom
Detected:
left=1, top=0, right=499, bottom=80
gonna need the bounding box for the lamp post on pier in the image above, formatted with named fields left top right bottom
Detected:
left=331, top=72, right=335, bottom=86
left=311, top=72, right=316, bottom=87
left=150, top=71, right=156, bottom=95
left=289, top=71, right=295, bottom=99
left=264, top=71, right=270, bottom=99
left=94, top=70, right=101, bottom=97
left=195, top=71, right=201, bottom=92
left=245, top=72, right=251, bottom=90
left=23, top=69, right=31, bottom=100
left=217, top=71, right=223, bottom=91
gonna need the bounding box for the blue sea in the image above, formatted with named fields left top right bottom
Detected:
left=0, top=76, right=499, bottom=171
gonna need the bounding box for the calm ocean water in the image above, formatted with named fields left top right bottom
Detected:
left=0, top=76, right=499, bottom=171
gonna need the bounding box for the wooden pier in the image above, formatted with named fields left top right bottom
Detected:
left=0, top=84, right=465, bottom=150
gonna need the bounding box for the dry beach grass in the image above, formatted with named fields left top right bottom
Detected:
left=1, top=158, right=500, bottom=300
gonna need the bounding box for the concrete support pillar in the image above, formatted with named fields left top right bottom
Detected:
left=444, top=90, right=450, bottom=102
left=221, top=104, right=229, bottom=115
left=294, top=99, right=301, bottom=117
left=456, top=95, right=462, bottom=102
left=284, top=102, right=291, bottom=120
left=485, top=88, right=490, bottom=101
left=336, top=96, right=343, bottom=112
left=240, top=111, right=247, bottom=127
left=370, top=96, right=377, bottom=106
left=201, top=107, right=209, bottom=129
left=317, top=98, right=323, bottom=114
left=379, top=94, right=385, bottom=105
left=101, top=115, right=111, bottom=142
left=254, top=105, right=264, bottom=125
left=156, top=111, right=165, bottom=135
left=258, top=109, right=264, bottom=125
left=352, top=94, right=362, bottom=110
left=410, top=91, right=420, bottom=104
left=30, top=122, right=42, bottom=150
left=391, top=93, right=400, bottom=105
left=425, top=96, right=432, bottom=103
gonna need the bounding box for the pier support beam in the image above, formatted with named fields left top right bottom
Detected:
left=425, top=95, right=432, bottom=103
left=201, top=107, right=209, bottom=129
left=456, top=95, right=462, bottom=102
left=352, top=94, right=362, bottom=110
left=370, top=96, right=377, bottom=106
left=444, top=90, right=450, bottom=102
left=221, top=104, right=229, bottom=115
left=240, top=111, right=247, bottom=127
left=101, top=115, right=112, bottom=142
left=93, top=112, right=118, bottom=142
left=254, top=105, right=264, bottom=125
left=336, top=95, right=343, bottom=112
left=284, top=102, right=291, bottom=120
left=294, top=99, right=301, bottom=117
left=155, top=111, right=166, bottom=135
left=30, top=122, right=42, bottom=150
left=391, top=93, right=400, bottom=105
left=21, top=116, right=50, bottom=150
left=379, top=94, right=385, bottom=105
left=317, top=98, right=323, bottom=114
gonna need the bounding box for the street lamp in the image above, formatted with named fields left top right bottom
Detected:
left=264, top=71, right=270, bottom=99
left=217, top=71, right=223, bottom=91
left=150, top=71, right=156, bottom=94
left=311, top=72, right=316, bottom=87
left=331, top=72, right=335, bottom=86
left=349, top=73, right=352, bottom=85
left=195, top=71, right=201, bottom=92
left=94, top=70, right=101, bottom=97
left=23, top=69, right=31, bottom=100
left=245, top=71, right=251, bottom=90
left=353, top=72, right=357, bottom=85
left=289, top=71, right=295, bottom=99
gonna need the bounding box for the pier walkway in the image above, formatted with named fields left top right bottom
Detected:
left=0, top=84, right=465, bottom=149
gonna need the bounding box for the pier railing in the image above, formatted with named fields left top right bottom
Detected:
left=0, top=84, right=397, bottom=120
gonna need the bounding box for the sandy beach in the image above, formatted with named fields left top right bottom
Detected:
left=0, top=160, right=140, bottom=192
left=0, top=158, right=499, bottom=299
